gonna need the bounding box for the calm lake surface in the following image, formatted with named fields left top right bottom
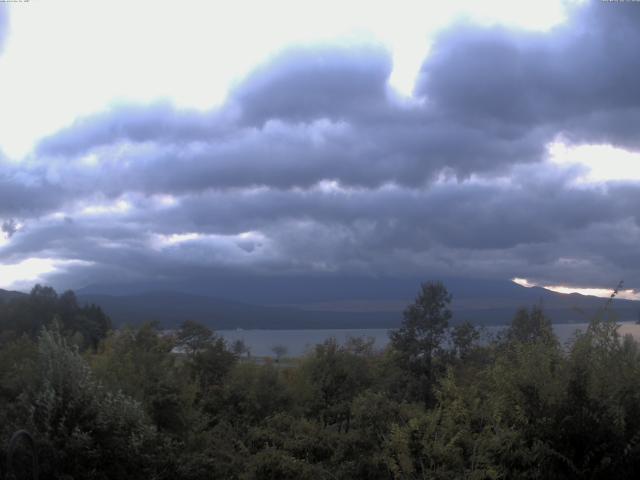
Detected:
left=218, top=322, right=640, bottom=357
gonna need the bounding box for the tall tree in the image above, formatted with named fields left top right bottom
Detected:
left=389, top=281, right=452, bottom=405
left=176, top=320, right=215, bottom=356
left=506, top=305, right=555, bottom=345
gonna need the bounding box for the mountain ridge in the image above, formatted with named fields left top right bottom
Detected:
left=5, top=279, right=638, bottom=329
left=0, top=288, right=27, bottom=303
left=75, top=278, right=640, bottom=329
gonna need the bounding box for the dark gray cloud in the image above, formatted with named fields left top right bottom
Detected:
left=35, top=41, right=547, bottom=193
left=230, top=44, right=393, bottom=125
left=38, top=112, right=546, bottom=193
left=2, top=0, right=640, bottom=294
left=4, top=164, right=640, bottom=289
left=1, top=219, right=17, bottom=238
left=417, top=0, right=640, bottom=148
left=0, top=157, right=66, bottom=217
left=37, top=102, right=237, bottom=157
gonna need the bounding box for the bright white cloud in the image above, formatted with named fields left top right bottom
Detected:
left=151, top=230, right=267, bottom=254
left=544, top=284, right=640, bottom=301
left=548, top=140, right=640, bottom=183
left=512, top=277, right=536, bottom=288
left=152, top=232, right=204, bottom=249
left=80, top=199, right=131, bottom=216
left=513, top=277, right=640, bottom=301
left=0, top=257, right=91, bottom=289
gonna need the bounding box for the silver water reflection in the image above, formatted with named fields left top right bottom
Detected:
left=218, top=322, right=640, bottom=358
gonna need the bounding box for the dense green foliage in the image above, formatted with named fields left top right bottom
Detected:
left=1, top=282, right=640, bottom=479
left=0, top=285, right=111, bottom=348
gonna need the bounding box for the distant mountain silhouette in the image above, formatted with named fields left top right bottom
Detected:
left=76, top=277, right=640, bottom=329
left=0, top=288, right=26, bottom=303
left=76, top=276, right=578, bottom=304
left=77, top=291, right=394, bottom=330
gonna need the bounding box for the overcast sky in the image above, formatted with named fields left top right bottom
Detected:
left=1, top=0, right=640, bottom=299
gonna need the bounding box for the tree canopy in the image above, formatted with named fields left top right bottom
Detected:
left=0, top=281, right=639, bottom=479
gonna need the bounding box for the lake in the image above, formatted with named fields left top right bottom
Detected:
left=218, top=322, right=640, bottom=357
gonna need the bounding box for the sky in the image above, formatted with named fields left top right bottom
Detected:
left=1, top=0, right=640, bottom=300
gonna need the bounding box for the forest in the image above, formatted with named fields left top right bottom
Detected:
left=1, top=282, right=640, bottom=479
